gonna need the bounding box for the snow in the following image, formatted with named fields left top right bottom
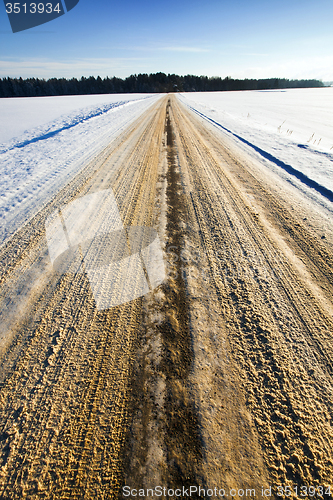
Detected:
left=0, top=93, right=161, bottom=245
left=178, top=88, right=333, bottom=196
left=0, top=94, right=151, bottom=144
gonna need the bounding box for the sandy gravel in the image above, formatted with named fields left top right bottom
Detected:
left=0, top=95, right=332, bottom=499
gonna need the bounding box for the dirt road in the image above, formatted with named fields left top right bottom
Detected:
left=0, top=95, right=333, bottom=499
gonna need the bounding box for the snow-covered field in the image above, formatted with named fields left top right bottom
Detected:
left=179, top=88, right=333, bottom=196
left=0, top=93, right=161, bottom=244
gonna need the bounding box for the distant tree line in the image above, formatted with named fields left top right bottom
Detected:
left=0, top=73, right=324, bottom=97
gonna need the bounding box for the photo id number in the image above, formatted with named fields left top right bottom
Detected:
left=277, top=485, right=331, bottom=497
left=5, top=3, right=61, bottom=14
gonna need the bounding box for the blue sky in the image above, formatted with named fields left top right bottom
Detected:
left=1, top=0, right=333, bottom=80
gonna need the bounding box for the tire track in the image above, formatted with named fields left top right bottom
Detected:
left=159, top=101, right=204, bottom=489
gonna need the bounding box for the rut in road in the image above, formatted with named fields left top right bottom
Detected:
left=123, top=100, right=205, bottom=492
left=0, top=95, right=333, bottom=499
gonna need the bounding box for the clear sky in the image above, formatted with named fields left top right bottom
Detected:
left=1, top=0, right=333, bottom=81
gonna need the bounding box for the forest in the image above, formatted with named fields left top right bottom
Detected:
left=0, top=73, right=324, bottom=97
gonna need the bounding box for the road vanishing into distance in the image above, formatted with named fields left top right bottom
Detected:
left=0, top=95, right=333, bottom=499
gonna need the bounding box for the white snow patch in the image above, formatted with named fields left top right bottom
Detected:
left=178, top=88, right=333, bottom=194
left=0, top=93, right=150, bottom=144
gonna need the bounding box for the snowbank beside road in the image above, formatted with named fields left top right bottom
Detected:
left=178, top=88, right=333, bottom=195
left=0, top=93, right=162, bottom=245
left=0, top=93, right=153, bottom=144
